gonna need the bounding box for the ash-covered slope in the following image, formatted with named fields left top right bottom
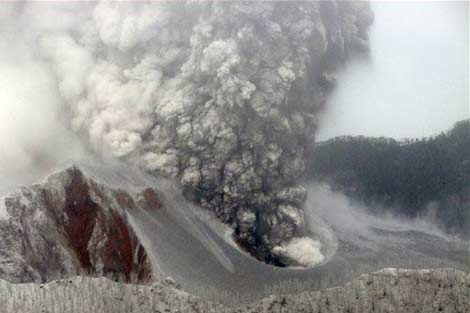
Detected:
left=0, top=165, right=157, bottom=283
left=16, top=0, right=374, bottom=265
left=0, top=268, right=468, bottom=313
left=0, top=163, right=468, bottom=303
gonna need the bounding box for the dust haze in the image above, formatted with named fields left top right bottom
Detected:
left=0, top=3, right=87, bottom=193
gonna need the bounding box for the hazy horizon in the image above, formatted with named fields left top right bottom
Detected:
left=317, top=1, right=469, bottom=141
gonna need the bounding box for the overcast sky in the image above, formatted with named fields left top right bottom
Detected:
left=317, top=1, right=469, bottom=141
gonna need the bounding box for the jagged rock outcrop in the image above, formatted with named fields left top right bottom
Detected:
left=15, top=0, right=373, bottom=266
left=0, top=166, right=157, bottom=283
left=0, top=268, right=467, bottom=313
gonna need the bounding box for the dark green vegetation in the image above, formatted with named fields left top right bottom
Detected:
left=311, top=120, right=470, bottom=237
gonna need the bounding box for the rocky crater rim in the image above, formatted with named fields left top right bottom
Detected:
left=1, top=162, right=334, bottom=272
left=0, top=163, right=163, bottom=283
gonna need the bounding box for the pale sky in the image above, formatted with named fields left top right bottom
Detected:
left=317, top=1, right=469, bottom=141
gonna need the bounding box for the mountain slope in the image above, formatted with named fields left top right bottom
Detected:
left=311, top=120, right=470, bottom=237
left=0, top=165, right=157, bottom=283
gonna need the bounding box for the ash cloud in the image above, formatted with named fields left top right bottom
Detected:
left=0, top=1, right=373, bottom=266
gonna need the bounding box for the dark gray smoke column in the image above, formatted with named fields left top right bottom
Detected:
left=136, top=1, right=373, bottom=265
left=31, top=1, right=372, bottom=265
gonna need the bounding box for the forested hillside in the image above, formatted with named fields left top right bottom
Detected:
left=311, top=120, right=470, bottom=236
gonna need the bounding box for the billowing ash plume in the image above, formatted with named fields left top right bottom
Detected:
left=2, top=1, right=373, bottom=265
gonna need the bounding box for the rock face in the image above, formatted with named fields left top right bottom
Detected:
left=0, top=166, right=156, bottom=283
left=0, top=268, right=467, bottom=313
left=22, top=0, right=373, bottom=266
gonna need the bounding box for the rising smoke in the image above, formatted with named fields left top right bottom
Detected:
left=0, top=1, right=373, bottom=266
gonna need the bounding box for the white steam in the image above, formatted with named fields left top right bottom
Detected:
left=273, top=237, right=325, bottom=268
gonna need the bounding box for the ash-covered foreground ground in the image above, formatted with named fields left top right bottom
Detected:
left=0, top=268, right=468, bottom=313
